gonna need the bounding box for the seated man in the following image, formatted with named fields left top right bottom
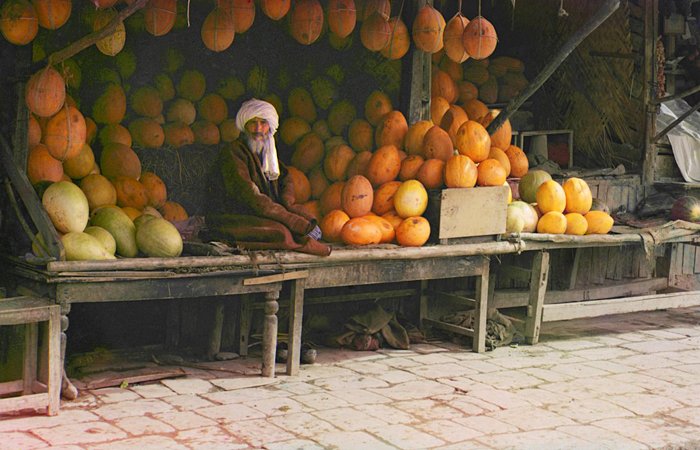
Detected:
left=205, top=98, right=331, bottom=256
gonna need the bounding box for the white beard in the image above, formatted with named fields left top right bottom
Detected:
left=245, top=133, right=280, bottom=181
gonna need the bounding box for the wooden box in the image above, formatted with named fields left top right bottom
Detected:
left=425, top=186, right=509, bottom=242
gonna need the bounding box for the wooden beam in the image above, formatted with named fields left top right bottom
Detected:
left=653, top=99, right=700, bottom=142
left=487, top=0, right=621, bottom=134
left=243, top=270, right=309, bottom=286
left=653, top=84, right=700, bottom=105
left=642, top=0, right=659, bottom=185
left=524, top=251, right=550, bottom=345
left=542, top=290, right=700, bottom=322
left=423, top=318, right=475, bottom=337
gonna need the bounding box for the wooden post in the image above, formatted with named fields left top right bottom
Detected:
left=286, top=278, right=305, bottom=376
left=525, top=251, right=550, bottom=345
left=261, top=290, right=279, bottom=377
left=473, top=256, right=489, bottom=353
left=419, top=279, right=429, bottom=327
left=487, top=0, right=621, bottom=134
left=400, top=0, right=432, bottom=123
left=237, top=295, right=251, bottom=356
left=207, top=299, right=225, bottom=360
left=642, top=0, right=659, bottom=185
left=23, top=323, right=38, bottom=395
left=47, top=305, right=61, bottom=415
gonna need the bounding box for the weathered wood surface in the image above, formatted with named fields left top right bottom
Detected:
left=542, top=290, right=700, bottom=322
left=525, top=251, right=550, bottom=345
left=492, top=277, right=668, bottom=309
left=427, top=187, right=508, bottom=239
left=287, top=279, right=305, bottom=376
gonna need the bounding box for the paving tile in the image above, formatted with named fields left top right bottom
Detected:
left=222, top=418, right=296, bottom=447
left=487, top=406, right=576, bottom=430
left=209, top=377, right=279, bottom=391
left=466, top=371, right=543, bottom=390
left=380, top=357, right=424, bottom=369
left=607, top=372, right=679, bottom=392
left=657, top=385, right=700, bottom=407
left=311, top=374, right=389, bottom=390
left=433, top=393, right=501, bottom=414
left=454, top=359, right=503, bottom=373
left=668, top=407, right=700, bottom=427
left=89, top=387, right=142, bottom=403
left=605, top=393, right=683, bottom=416
left=295, top=365, right=357, bottom=381
left=196, top=403, right=266, bottom=422
left=511, top=388, right=575, bottom=407
left=89, top=435, right=188, bottom=450
left=549, top=398, right=635, bottom=423
left=408, top=353, right=461, bottom=365
left=556, top=424, right=647, bottom=449
left=541, top=339, right=604, bottom=351
left=639, top=328, right=694, bottom=339
left=566, top=347, right=638, bottom=361
left=0, top=431, right=48, bottom=450
left=616, top=354, right=679, bottom=370
left=369, top=379, right=454, bottom=401
left=275, top=381, right=325, bottom=395
left=367, top=423, right=445, bottom=449
left=338, top=361, right=394, bottom=375
left=264, top=438, right=325, bottom=449
left=663, top=327, right=700, bottom=337
left=160, top=378, right=217, bottom=395
left=160, top=393, right=217, bottom=410
left=202, top=386, right=289, bottom=404
left=404, top=362, right=478, bottom=379
left=325, top=388, right=393, bottom=405
left=581, top=359, right=635, bottom=374
left=268, top=412, right=339, bottom=438
left=353, top=403, right=418, bottom=425
left=475, top=429, right=594, bottom=450
left=244, top=396, right=310, bottom=416
left=614, top=332, right=654, bottom=342
left=153, top=410, right=217, bottom=431
left=585, top=335, right=630, bottom=346
left=452, top=415, right=520, bottom=435
left=92, top=398, right=173, bottom=420
left=415, top=419, right=483, bottom=443
left=0, top=410, right=99, bottom=432
left=292, top=391, right=352, bottom=410
left=375, top=368, right=425, bottom=384
left=311, top=406, right=390, bottom=431
left=621, top=339, right=696, bottom=354
left=175, top=425, right=248, bottom=449
left=130, top=383, right=177, bottom=398
left=547, top=362, right=611, bottom=378
left=444, top=351, right=489, bottom=361
left=594, top=417, right=690, bottom=448
left=465, top=388, right=532, bottom=409
left=411, top=343, right=454, bottom=354
left=113, top=415, right=175, bottom=435
left=488, top=352, right=584, bottom=370
left=32, top=421, right=128, bottom=446
left=433, top=441, right=497, bottom=450
left=393, top=399, right=464, bottom=421
left=540, top=376, right=645, bottom=399
left=638, top=367, right=700, bottom=386
left=314, top=430, right=398, bottom=450
left=520, top=367, right=574, bottom=383
left=434, top=376, right=496, bottom=393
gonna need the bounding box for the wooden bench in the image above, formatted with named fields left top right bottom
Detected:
left=0, top=296, right=61, bottom=416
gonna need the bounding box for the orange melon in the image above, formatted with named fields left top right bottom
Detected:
left=364, top=90, right=392, bottom=126
left=395, top=216, right=431, bottom=247
left=25, top=65, right=66, bottom=118
left=346, top=150, right=373, bottom=179
left=454, top=120, right=491, bottom=163
left=405, top=120, right=433, bottom=156
left=380, top=17, right=410, bottom=60
left=139, top=171, right=167, bottom=208
left=360, top=11, right=390, bottom=51
left=366, top=144, right=401, bottom=187
left=129, top=118, right=165, bottom=149
left=201, top=7, right=235, bottom=52
left=412, top=4, right=445, bottom=53
left=62, top=143, right=95, bottom=180
left=444, top=14, right=469, bottom=63
left=375, top=110, right=408, bottom=149
left=0, top=0, right=39, bottom=45
left=348, top=118, right=374, bottom=153
left=42, top=105, right=86, bottom=161
left=328, top=0, right=356, bottom=38
left=100, top=142, right=142, bottom=180
left=462, top=16, right=497, bottom=60
left=320, top=209, right=350, bottom=243
left=320, top=181, right=345, bottom=215
left=289, top=0, right=323, bottom=45
left=27, top=143, right=63, bottom=184
left=341, top=217, right=382, bottom=245
left=399, top=154, right=425, bottom=181
left=416, top=158, right=445, bottom=189
left=144, top=0, right=177, bottom=36
left=372, top=180, right=402, bottom=215
left=260, top=0, right=290, bottom=20
left=33, top=0, right=71, bottom=30
left=80, top=174, right=117, bottom=210
left=341, top=175, right=374, bottom=218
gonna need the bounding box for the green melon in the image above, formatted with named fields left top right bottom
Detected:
left=136, top=217, right=183, bottom=257
left=518, top=170, right=552, bottom=204
left=84, top=226, right=117, bottom=256
left=42, top=181, right=90, bottom=233
left=61, top=232, right=116, bottom=261
left=89, top=207, right=138, bottom=257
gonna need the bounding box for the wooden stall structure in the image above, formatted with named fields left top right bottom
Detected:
left=2, top=0, right=700, bottom=411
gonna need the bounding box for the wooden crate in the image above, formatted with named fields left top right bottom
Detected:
left=425, top=186, right=509, bottom=242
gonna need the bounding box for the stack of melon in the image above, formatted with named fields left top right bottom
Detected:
left=24, top=65, right=184, bottom=261
left=506, top=170, right=614, bottom=235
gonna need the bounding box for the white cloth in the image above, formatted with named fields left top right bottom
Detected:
left=235, top=99, right=281, bottom=181
left=658, top=99, right=700, bottom=182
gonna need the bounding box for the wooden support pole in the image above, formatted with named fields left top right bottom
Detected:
left=207, top=300, right=225, bottom=361
left=286, top=278, right=305, bottom=376
left=261, top=290, right=279, bottom=377
left=653, top=84, right=700, bottom=105
left=473, top=257, right=489, bottom=353
left=487, top=0, right=621, bottom=134
left=524, top=251, right=550, bottom=345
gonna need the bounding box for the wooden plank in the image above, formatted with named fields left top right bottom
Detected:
left=83, top=368, right=186, bottom=390
left=243, top=270, right=309, bottom=286
left=542, top=290, right=700, bottom=322
left=694, top=246, right=700, bottom=273
left=303, top=256, right=485, bottom=289
left=569, top=248, right=581, bottom=289
left=0, top=393, right=50, bottom=414
left=606, top=247, right=620, bottom=280
left=683, top=244, right=696, bottom=275
left=428, top=186, right=508, bottom=239
left=286, top=278, right=305, bottom=376
left=592, top=247, right=608, bottom=285
left=492, top=277, right=668, bottom=309
left=575, top=248, right=592, bottom=288
left=524, top=251, right=550, bottom=345
left=54, top=276, right=282, bottom=303
left=47, top=305, right=60, bottom=415
left=423, top=318, right=474, bottom=337
left=0, top=380, right=24, bottom=395
left=237, top=295, right=252, bottom=357
left=425, top=290, right=476, bottom=307
left=473, top=261, right=489, bottom=353
left=23, top=323, right=37, bottom=394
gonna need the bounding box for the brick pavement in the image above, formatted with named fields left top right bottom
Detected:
left=2, top=306, right=700, bottom=449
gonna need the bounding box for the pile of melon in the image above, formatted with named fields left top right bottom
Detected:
left=506, top=170, right=614, bottom=236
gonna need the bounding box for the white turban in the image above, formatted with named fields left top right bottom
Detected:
left=235, top=99, right=281, bottom=181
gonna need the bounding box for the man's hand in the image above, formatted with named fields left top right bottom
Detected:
left=307, top=224, right=322, bottom=241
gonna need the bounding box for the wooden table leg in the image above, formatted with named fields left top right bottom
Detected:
left=286, top=278, right=305, bottom=376
left=207, top=299, right=225, bottom=360
left=237, top=294, right=251, bottom=357
left=525, top=251, right=550, bottom=345
left=47, top=306, right=61, bottom=415
left=473, top=256, right=489, bottom=353
left=261, top=290, right=279, bottom=378
left=418, top=279, right=429, bottom=328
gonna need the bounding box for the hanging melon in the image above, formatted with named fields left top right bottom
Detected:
left=25, top=65, right=66, bottom=118
left=328, top=0, right=356, bottom=39
left=260, top=0, right=290, bottom=20
left=289, top=0, right=323, bottom=45
left=42, top=104, right=86, bottom=161
left=201, top=8, right=235, bottom=52
left=462, top=16, right=497, bottom=60
left=360, top=11, right=390, bottom=52
left=218, top=0, right=255, bottom=34
left=144, top=0, right=176, bottom=36
left=33, top=0, right=71, bottom=30
left=359, top=0, right=390, bottom=21
left=443, top=14, right=469, bottom=63
left=381, top=17, right=410, bottom=60
left=93, top=8, right=125, bottom=56
left=0, top=0, right=39, bottom=46
left=27, top=144, right=64, bottom=184
left=412, top=4, right=445, bottom=54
